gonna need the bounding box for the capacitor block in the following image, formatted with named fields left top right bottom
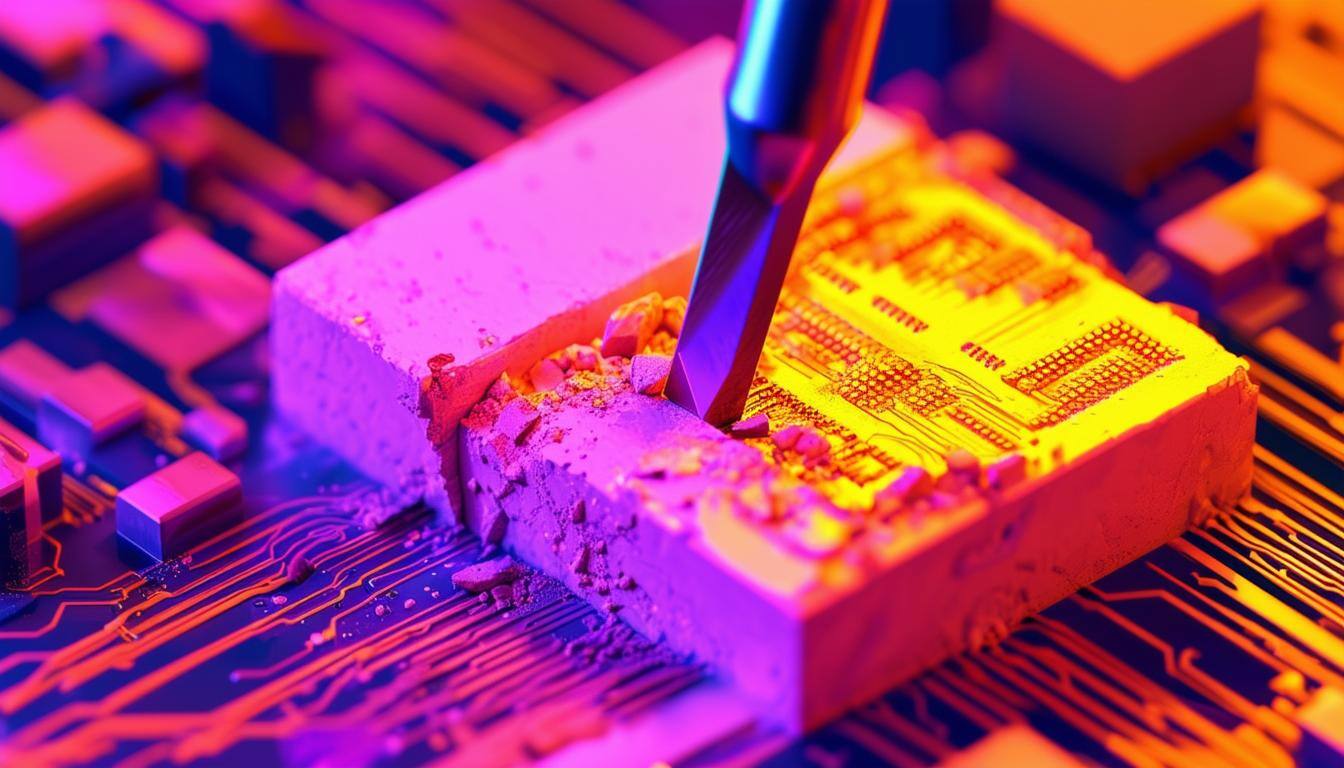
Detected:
left=996, top=0, right=1261, bottom=191
left=271, top=38, right=907, bottom=516
left=50, top=226, right=271, bottom=373
left=457, top=142, right=1257, bottom=730
left=115, top=452, right=243, bottom=561
left=1158, top=169, right=1330, bottom=296
left=0, top=448, right=40, bottom=588
left=36, top=362, right=145, bottom=460
left=0, top=416, right=61, bottom=523
left=0, top=98, right=157, bottom=307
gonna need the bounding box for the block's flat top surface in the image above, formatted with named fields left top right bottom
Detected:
left=118, top=452, right=240, bottom=524
left=999, top=0, right=1260, bottom=79
left=276, top=38, right=906, bottom=383
left=0, top=99, right=154, bottom=239
left=0, top=340, right=70, bottom=409
left=1204, top=169, right=1328, bottom=243
left=0, top=0, right=106, bottom=70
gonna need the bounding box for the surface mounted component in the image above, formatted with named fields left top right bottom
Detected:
left=0, top=417, right=61, bottom=523
left=36, top=362, right=145, bottom=460
left=271, top=39, right=904, bottom=516
left=0, top=448, right=39, bottom=588
left=181, top=406, right=248, bottom=462
left=115, top=451, right=243, bottom=561
left=0, top=340, right=71, bottom=410
left=459, top=145, right=1258, bottom=730
left=0, top=98, right=156, bottom=307
left=1158, top=169, right=1329, bottom=297
left=996, top=0, right=1261, bottom=191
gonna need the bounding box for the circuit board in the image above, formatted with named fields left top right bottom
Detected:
left=0, top=1, right=1343, bottom=766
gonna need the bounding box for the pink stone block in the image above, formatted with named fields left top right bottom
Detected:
left=270, top=38, right=910, bottom=515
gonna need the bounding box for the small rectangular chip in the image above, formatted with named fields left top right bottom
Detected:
left=115, top=452, right=243, bottom=561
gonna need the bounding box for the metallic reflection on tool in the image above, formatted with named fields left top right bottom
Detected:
left=666, top=0, right=887, bottom=425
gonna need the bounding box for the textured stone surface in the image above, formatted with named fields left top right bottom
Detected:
left=270, top=38, right=909, bottom=516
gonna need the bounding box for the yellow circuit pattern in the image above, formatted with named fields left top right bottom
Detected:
left=742, top=149, right=1247, bottom=509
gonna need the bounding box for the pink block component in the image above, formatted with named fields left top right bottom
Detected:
left=0, top=442, right=41, bottom=587
left=270, top=38, right=909, bottom=515
left=37, top=362, right=146, bottom=459
left=0, top=0, right=108, bottom=79
left=0, top=99, right=157, bottom=306
left=115, top=452, right=243, bottom=561
left=1157, top=212, right=1266, bottom=298
left=0, top=340, right=71, bottom=409
left=181, top=406, right=249, bottom=462
left=51, top=226, right=271, bottom=372
left=0, top=416, right=62, bottom=522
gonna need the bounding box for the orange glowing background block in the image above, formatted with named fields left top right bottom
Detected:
left=997, top=0, right=1260, bottom=190
left=460, top=141, right=1259, bottom=730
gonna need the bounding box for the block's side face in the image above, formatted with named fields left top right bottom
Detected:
left=459, top=383, right=805, bottom=716
left=1123, top=8, right=1260, bottom=182
left=799, top=370, right=1257, bottom=730
left=996, top=12, right=1129, bottom=179
left=271, top=278, right=450, bottom=511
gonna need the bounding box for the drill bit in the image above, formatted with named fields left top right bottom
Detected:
left=665, top=0, right=887, bottom=426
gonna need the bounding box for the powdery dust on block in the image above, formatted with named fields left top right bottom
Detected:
left=270, top=38, right=911, bottom=515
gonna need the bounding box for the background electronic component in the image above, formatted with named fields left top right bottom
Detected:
left=115, top=451, right=242, bottom=560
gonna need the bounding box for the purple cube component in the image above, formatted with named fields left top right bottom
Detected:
left=0, top=416, right=61, bottom=523
left=37, top=362, right=145, bottom=459
left=181, top=406, right=248, bottom=462
left=116, top=452, right=243, bottom=561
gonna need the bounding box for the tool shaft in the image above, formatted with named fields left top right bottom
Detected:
left=667, top=0, right=886, bottom=425
left=727, top=0, right=887, bottom=199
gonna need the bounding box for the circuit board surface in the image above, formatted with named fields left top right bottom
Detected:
left=0, top=1, right=1342, bottom=767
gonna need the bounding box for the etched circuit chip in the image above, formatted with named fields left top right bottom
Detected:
left=457, top=142, right=1257, bottom=730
